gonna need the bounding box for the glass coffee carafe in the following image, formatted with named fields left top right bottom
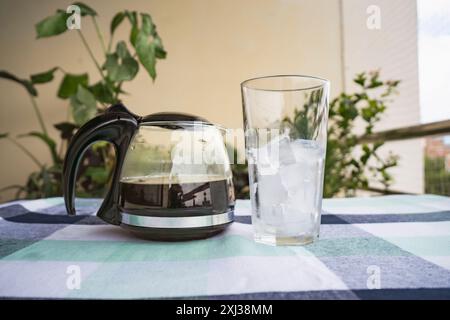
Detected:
left=63, top=104, right=235, bottom=240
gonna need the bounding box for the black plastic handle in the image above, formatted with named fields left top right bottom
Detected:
left=63, top=104, right=140, bottom=225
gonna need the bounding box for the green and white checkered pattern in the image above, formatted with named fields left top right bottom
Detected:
left=0, top=195, right=450, bottom=299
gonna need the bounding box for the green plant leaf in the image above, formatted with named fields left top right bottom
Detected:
left=154, top=36, right=167, bottom=59
left=85, top=166, right=109, bottom=184
left=110, top=12, right=125, bottom=35
left=0, top=70, right=37, bottom=96
left=0, top=133, right=8, bottom=139
left=387, top=80, right=401, bottom=87
left=70, top=85, right=97, bottom=125
left=135, top=16, right=157, bottom=80
left=116, top=41, right=129, bottom=58
left=41, top=166, right=53, bottom=197
left=31, top=67, right=58, bottom=84
left=18, top=131, right=60, bottom=164
left=104, top=56, right=115, bottom=67
left=367, top=80, right=383, bottom=89
left=54, top=122, right=78, bottom=140
left=125, top=10, right=137, bottom=25
left=354, top=72, right=366, bottom=87
left=35, top=11, right=69, bottom=38
left=58, top=73, right=88, bottom=99
left=126, top=11, right=138, bottom=46
left=103, top=41, right=139, bottom=82
left=140, top=13, right=154, bottom=35
left=134, top=13, right=165, bottom=80
left=89, top=81, right=115, bottom=104
left=136, top=40, right=156, bottom=80
left=76, top=85, right=97, bottom=109
left=72, top=2, right=97, bottom=16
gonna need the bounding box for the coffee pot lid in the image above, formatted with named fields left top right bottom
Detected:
left=106, top=103, right=211, bottom=125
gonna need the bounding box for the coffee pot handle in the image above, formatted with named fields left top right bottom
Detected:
left=63, top=104, right=139, bottom=225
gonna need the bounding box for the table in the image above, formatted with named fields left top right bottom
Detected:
left=0, top=195, right=449, bottom=299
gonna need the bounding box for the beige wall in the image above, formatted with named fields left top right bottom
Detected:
left=0, top=0, right=343, bottom=201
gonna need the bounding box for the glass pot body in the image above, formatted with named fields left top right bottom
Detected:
left=63, top=104, right=235, bottom=240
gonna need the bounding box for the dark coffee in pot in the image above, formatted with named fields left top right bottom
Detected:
left=119, top=174, right=234, bottom=217
left=118, top=174, right=234, bottom=240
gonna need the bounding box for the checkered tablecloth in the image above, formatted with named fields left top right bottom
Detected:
left=0, top=195, right=450, bottom=299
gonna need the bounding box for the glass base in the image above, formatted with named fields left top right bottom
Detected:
left=254, top=232, right=315, bottom=246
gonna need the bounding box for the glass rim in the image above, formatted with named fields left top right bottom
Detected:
left=241, top=74, right=330, bottom=92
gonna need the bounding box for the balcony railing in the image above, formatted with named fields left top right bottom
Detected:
left=358, top=119, right=450, bottom=144
left=357, top=119, right=450, bottom=195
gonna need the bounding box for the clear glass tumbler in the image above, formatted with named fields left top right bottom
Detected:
left=241, top=75, right=330, bottom=245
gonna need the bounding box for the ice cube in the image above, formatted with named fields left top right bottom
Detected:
left=254, top=146, right=279, bottom=176
left=278, top=140, right=322, bottom=195
left=277, top=135, right=296, bottom=166
left=279, top=163, right=306, bottom=195
left=291, top=139, right=323, bottom=164
left=257, top=172, right=286, bottom=208
left=252, top=133, right=297, bottom=175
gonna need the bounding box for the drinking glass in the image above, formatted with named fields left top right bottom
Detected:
left=241, top=75, right=330, bottom=245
